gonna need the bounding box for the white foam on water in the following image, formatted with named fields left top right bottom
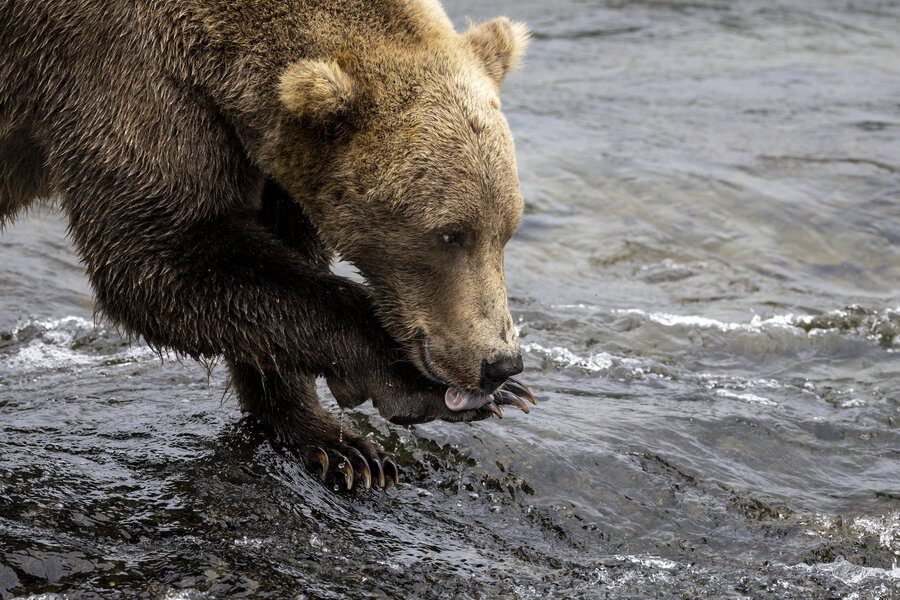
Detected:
left=794, top=557, right=900, bottom=587
left=639, top=258, right=705, bottom=272
left=841, top=398, right=867, bottom=408
left=786, top=517, right=900, bottom=599
left=12, top=315, right=93, bottom=337
left=699, top=373, right=786, bottom=390
left=852, top=513, right=900, bottom=553
left=612, top=554, right=679, bottom=570
left=7, top=336, right=101, bottom=370
left=615, top=308, right=807, bottom=333
left=546, top=304, right=900, bottom=350
left=587, top=555, right=680, bottom=591
left=1, top=315, right=153, bottom=373
left=232, top=536, right=267, bottom=548
left=162, top=590, right=209, bottom=600
left=519, top=341, right=614, bottom=372
left=516, top=318, right=623, bottom=376
left=714, top=389, right=778, bottom=406
left=551, top=303, right=605, bottom=311
left=805, top=512, right=900, bottom=556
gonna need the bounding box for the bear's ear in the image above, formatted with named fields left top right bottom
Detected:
left=279, top=60, right=355, bottom=122
left=464, top=17, right=531, bottom=89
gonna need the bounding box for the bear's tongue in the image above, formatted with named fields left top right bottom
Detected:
left=444, top=387, right=492, bottom=412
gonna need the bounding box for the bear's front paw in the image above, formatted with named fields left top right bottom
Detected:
left=297, top=430, right=400, bottom=491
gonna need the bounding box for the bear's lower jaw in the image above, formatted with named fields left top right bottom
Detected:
left=444, top=387, right=492, bottom=412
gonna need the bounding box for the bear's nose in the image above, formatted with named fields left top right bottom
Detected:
left=480, top=353, right=524, bottom=392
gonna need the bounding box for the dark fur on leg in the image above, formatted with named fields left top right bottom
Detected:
left=256, top=178, right=332, bottom=271
left=229, top=361, right=396, bottom=489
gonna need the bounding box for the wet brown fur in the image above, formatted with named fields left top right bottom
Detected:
left=0, top=0, right=529, bottom=454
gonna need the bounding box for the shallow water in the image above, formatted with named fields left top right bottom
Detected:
left=2, top=0, right=899, bottom=598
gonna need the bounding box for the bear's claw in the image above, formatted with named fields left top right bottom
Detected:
left=301, top=378, right=537, bottom=490
left=502, top=377, right=536, bottom=405
left=430, top=378, right=536, bottom=423
left=493, top=389, right=529, bottom=413
left=302, top=446, right=330, bottom=478
left=383, top=458, right=400, bottom=486
left=484, top=378, right=536, bottom=416
left=346, top=447, right=372, bottom=490
left=371, top=455, right=386, bottom=489
left=485, top=402, right=503, bottom=419
left=331, top=450, right=358, bottom=490
left=301, top=444, right=399, bottom=491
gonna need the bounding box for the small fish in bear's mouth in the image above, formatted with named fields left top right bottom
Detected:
left=444, top=378, right=536, bottom=416
left=444, top=387, right=493, bottom=411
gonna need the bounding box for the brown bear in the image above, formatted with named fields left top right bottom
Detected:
left=0, top=0, right=534, bottom=489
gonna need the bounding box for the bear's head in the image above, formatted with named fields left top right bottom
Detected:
left=271, top=14, right=530, bottom=407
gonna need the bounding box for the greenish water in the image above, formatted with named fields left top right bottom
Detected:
left=2, top=1, right=899, bottom=598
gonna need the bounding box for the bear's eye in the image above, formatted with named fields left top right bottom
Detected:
left=439, top=231, right=467, bottom=248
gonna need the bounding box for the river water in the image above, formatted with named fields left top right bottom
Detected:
left=2, top=1, right=899, bottom=598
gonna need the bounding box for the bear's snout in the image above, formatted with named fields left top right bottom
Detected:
left=479, top=353, right=523, bottom=392
left=418, top=322, right=522, bottom=394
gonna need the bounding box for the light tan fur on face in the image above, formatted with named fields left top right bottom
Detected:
left=271, top=2, right=529, bottom=394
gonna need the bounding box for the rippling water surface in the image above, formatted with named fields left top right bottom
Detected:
left=2, top=1, right=899, bottom=598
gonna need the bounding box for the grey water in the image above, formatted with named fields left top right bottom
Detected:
left=2, top=0, right=899, bottom=598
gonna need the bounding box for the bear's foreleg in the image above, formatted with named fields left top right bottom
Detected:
left=230, top=180, right=399, bottom=489
left=73, top=209, right=424, bottom=485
